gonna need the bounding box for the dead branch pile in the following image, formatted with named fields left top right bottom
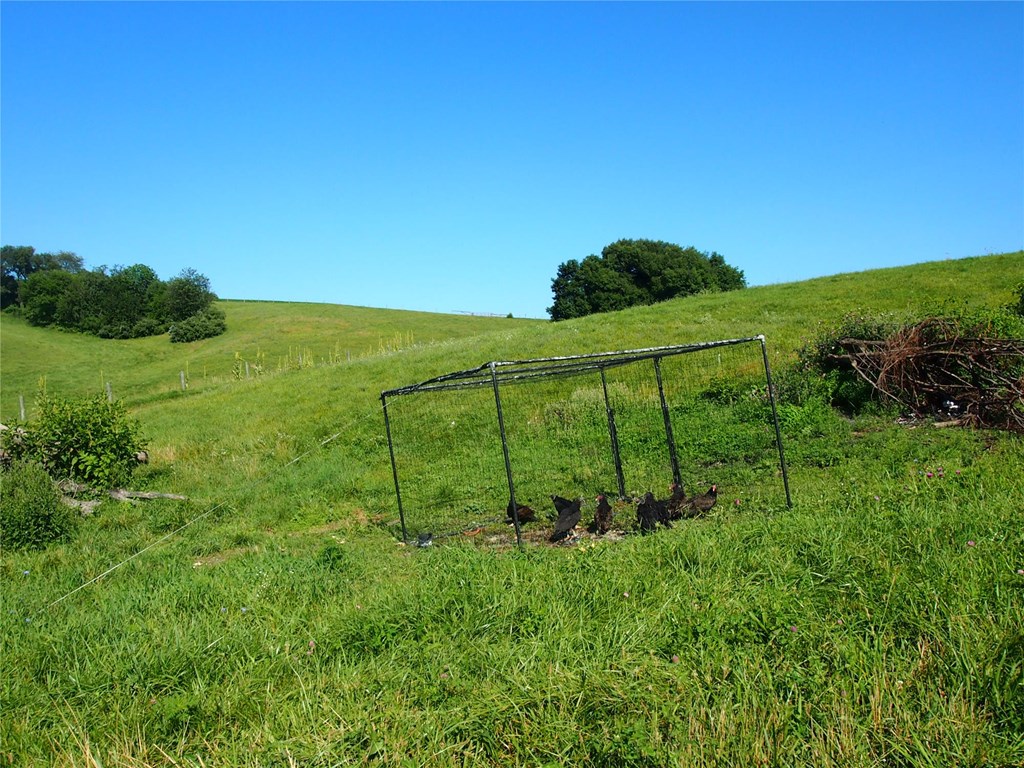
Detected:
left=826, top=318, right=1024, bottom=432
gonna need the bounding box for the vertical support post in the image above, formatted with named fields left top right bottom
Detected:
left=653, top=357, right=681, bottom=486
left=490, top=362, right=522, bottom=549
left=106, top=382, right=113, bottom=403
left=19, top=395, right=26, bottom=421
left=381, top=393, right=409, bottom=541
left=180, top=371, right=187, bottom=391
left=759, top=336, right=792, bottom=508
left=600, top=368, right=627, bottom=499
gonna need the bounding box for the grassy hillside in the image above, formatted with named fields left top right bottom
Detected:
left=2, top=252, right=1018, bottom=423
left=0, top=301, right=540, bottom=422
left=1, top=251, right=1022, bottom=766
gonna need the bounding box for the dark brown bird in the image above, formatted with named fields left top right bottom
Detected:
left=551, top=495, right=575, bottom=515
left=588, top=493, right=613, bottom=535
left=550, top=496, right=582, bottom=542
left=681, top=484, right=718, bottom=518
left=666, top=481, right=688, bottom=520
left=505, top=498, right=537, bottom=525
left=636, top=492, right=669, bottom=534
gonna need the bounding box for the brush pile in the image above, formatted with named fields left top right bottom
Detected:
left=822, top=317, right=1024, bottom=432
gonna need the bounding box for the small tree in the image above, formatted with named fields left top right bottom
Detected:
left=159, top=268, right=217, bottom=322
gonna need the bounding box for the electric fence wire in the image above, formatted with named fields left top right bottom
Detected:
left=36, top=394, right=407, bottom=616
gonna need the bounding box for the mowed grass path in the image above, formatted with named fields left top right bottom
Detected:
left=1, top=251, right=1022, bottom=765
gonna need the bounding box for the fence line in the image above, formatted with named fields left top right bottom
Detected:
left=6, top=343, right=412, bottom=423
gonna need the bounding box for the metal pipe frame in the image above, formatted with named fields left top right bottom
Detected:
left=380, top=393, right=408, bottom=542
left=653, top=357, right=682, bottom=487
left=600, top=368, right=627, bottom=499
left=382, top=335, right=794, bottom=542
left=490, top=362, right=523, bottom=548
left=759, top=335, right=793, bottom=508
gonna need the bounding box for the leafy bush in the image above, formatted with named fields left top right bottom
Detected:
left=927, top=297, right=1024, bottom=338
left=131, top=317, right=166, bottom=338
left=0, top=460, right=77, bottom=550
left=3, top=394, right=147, bottom=487
left=97, top=321, right=134, bottom=339
left=169, top=307, right=227, bottom=343
left=794, top=313, right=903, bottom=414
left=1008, top=282, right=1024, bottom=318
left=770, top=364, right=833, bottom=408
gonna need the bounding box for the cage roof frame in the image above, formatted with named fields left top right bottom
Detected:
left=382, top=335, right=765, bottom=398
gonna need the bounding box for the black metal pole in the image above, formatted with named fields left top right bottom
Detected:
left=600, top=368, right=627, bottom=499
left=381, top=393, right=409, bottom=542
left=653, top=357, right=682, bottom=486
left=759, top=336, right=792, bottom=508
left=490, top=363, right=522, bottom=548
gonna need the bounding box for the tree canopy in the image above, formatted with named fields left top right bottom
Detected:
left=2, top=245, right=224, bottom=342
left=1, top=245, right=84, bottom=309
left=548, top=239, right=746, bottom=321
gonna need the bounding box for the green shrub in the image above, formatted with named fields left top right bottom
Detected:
left=168, top=307, right=227, bottom=343
left=795, top=313, right=905, bottom=414
left=97, top=321, right=133, bottom=339
left=0, top=460, right=77, bottom=550
left=131, top=316, right=166, bottom=338
left=1006, top=282, right=1024, bottom=318
left=770, top=364, right=833, bottom=407
left=927, top=297, right=1024, bottom=339
left=3, top=393, right=147, bottom=488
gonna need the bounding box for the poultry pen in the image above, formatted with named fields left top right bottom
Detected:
left=381, top=336, right=792, bottom=548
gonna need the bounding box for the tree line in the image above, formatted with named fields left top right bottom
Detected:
left=1, top=245, right=225, bottom=342
left=548, top=239, right=746, bottom=321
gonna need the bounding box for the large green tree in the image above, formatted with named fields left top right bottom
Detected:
left=3, top=245, right=224, bottom=342
left=54, top=269, right=109, bottom=333
left=20, top=269, right=75, bottom=326
left=1, top=245, right=83, bottom=309
left=548, top=239, right=746, bottom=320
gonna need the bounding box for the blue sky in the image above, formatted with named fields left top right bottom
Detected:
left=2, top=2, right=1022, bottom=319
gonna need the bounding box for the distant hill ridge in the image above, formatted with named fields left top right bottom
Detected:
left=1, top=251, right=1020, bottom=421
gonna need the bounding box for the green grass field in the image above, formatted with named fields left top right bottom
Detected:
left=1, top=252, right=1022, bottom=766
left=0, top=301, right=540, bottom=422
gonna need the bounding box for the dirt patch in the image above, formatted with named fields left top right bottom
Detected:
left=192, top=546, right=260, bottom=568
left=406, top=520, right=635, bottom=551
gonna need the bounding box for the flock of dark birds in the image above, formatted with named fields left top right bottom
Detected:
left=505, top=481, right=719, bottom=543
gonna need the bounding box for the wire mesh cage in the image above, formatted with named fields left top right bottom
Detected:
left=381, top=336, right=791, bottom=548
